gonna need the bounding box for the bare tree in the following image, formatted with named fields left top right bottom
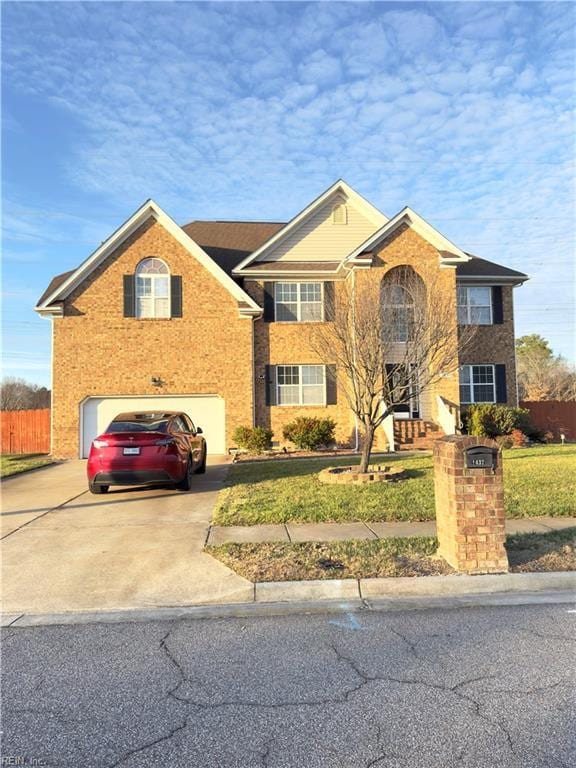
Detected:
left=313, top=268, right=476, bottom=473
left=0, top=377, right=51, bottom=411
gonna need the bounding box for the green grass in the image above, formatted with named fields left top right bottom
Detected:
left=214, top=445, right=576, bottom=526
left=208, top=528, right=576, bottom=582
left=0, top=453, right=53, bottom=478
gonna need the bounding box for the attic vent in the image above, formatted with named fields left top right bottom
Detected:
left=332, top=203, right=348, bottom=225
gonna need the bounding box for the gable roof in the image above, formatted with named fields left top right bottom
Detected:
left=457, top=254, right=528, bottom=282
left=232, top=179, right=388, bottom=274
left=37, top=269, right=76, bottom=306
left=35, top=201, right=262, bottom=316
left=346, top=206, right=471, bottom=264
left=182, top=220, right=285, bottom=276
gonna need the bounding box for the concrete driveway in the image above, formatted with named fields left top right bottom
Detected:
left=1, top=459, right=253, bottom=615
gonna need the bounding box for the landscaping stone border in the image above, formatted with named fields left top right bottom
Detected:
left=318, top=464, right=408, bottom=485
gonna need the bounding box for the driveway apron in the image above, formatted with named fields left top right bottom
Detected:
left=1, top=458, right=253, bottom=614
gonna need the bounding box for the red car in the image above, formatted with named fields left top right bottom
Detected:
left=87, top=411, right=207, bottom=494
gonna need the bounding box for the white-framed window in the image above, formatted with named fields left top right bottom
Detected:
left=136, top=258, right=170, bottom=318
left=459, top=365, right=496, bottom=404
left=275, top=283, right=323, bottom=322
left=383, top=284, right=414, bottom=342
left=277, top=364, right=325, bottom=405
left=457, top=286, right=492, bottom=325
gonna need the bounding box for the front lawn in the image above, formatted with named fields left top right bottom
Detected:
left=208, top=528, right=576, bottom=582
left=213, top=445, right=576, bottom=526
left=0, top=453, right=53, bottom=478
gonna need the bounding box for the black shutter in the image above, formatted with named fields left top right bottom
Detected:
left=263, top=283, right=275, bottom=322
left=265, top=365, right=277, bottom=406
left=492, top=286, right=503, bottom=324
left=326, top=364, right=337, bottom=404
left=171, top=275, right=183, bottom=318
left=495, top=364, right=507, bottom=403
left=123, top=275, right=135, bottom=317
left=324, top=282, right=335, bottom=321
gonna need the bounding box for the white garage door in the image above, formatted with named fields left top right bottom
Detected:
left=81, top=395, right=226, bottom=457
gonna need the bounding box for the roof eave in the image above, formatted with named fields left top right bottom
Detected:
left=34, top=304, right=64, bottom=317
left=456, top=274, right=529, bottom=285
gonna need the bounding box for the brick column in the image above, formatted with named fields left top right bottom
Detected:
left=433, top=435, right=509, bottom=574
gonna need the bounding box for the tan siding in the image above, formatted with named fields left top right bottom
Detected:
left=257, top=194, right=377, bottom=263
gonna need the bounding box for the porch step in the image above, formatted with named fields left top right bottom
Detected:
left=393, top=419, right=445, bottom=451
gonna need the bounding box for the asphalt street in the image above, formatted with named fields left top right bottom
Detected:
left=1, top=603, right=575, bottom=767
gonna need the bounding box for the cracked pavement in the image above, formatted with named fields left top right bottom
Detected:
left=2, top=603, right=575, bottom=767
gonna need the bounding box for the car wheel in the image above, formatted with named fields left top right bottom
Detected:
left=176, top=457, right=193, bottom=491
left=195, top=450, right=207, bottom=474
left=89, top=482, right=109, bottom=494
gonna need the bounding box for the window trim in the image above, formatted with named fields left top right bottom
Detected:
left=459, top=364, right=496, bottom=404
left=385, top=284, right=414, bottom=343
left=274, top=282, right=325, bottom=323
left=457, top=285, right=493, bottom=325
left=276, top=364, right=326, bottom=406
left=135, top=258, right=171, bottom=319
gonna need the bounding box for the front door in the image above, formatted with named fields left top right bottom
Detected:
left=386, top=364, right=420, bottom=419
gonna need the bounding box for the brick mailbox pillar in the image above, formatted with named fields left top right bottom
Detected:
left=433, top=435, right=509, bottom=574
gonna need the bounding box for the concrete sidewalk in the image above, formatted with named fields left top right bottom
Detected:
left=207, top=517, right=576, bottom=546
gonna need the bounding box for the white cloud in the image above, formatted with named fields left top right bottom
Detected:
left=2, top=0, right=575, bottom=362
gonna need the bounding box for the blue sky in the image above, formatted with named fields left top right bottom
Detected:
left=2, top=0, right=575, bottom=386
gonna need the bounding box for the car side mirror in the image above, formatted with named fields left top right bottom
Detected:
left=196, top=427, right=203, bottom=435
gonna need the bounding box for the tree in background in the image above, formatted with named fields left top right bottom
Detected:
left=0, top=377, right=51, bottom=410
left=516, top=335, right=576, bottom=401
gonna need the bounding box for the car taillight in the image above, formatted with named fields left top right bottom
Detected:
left=92, top=439, right=109, bottom=449
left=154, top=438, right=176, bottom=446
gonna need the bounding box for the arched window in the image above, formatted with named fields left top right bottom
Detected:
left=384, top=284, right=414, bottom=342
left=332, top=203, right=348, bottom=225
left=135, top=258, right=170, bottom=318
left=381, top=267, right=424, bottom=343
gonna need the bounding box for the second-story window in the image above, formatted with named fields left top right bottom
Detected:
left=275, top=282, right=323, bottom=322
left=136, top=258, right=170, bottom=318
left=457, top=286, right=492, bottom=325
left=383, top=284, right=414, bottom=342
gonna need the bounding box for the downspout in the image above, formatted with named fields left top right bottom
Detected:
left=251, top=315, right=258, bottom=427
left=351, top=268, right=360, bottom=453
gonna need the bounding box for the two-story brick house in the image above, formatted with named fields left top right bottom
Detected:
left=35, top=180, right=528, bottom=458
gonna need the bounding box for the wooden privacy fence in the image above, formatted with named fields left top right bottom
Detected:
left=1, top=409, right=50, bottom=454
left=520, top=401, right=576, bottom=440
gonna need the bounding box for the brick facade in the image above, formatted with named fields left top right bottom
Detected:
left=47, top=215, right=520, bottom=458
left=458, top=285, right=518, bottom=405
left=434, top=435, right=509, bottom=573
left=52, top=219, right=254, bottom=458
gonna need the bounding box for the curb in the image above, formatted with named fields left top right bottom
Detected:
left=3, top=571, right=574, bottom=628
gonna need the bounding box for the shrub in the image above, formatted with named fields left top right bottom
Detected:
left=232, top=426, right=273, bottom=454
left=282, top=417, right=336, bottom=451
left=465, top=404, right=533, bottom=439
left=510, top=428, right=528, bottom=447
left=545, top=430, right=555, bottom=443
left=495, top=435, right=514, bottom=450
